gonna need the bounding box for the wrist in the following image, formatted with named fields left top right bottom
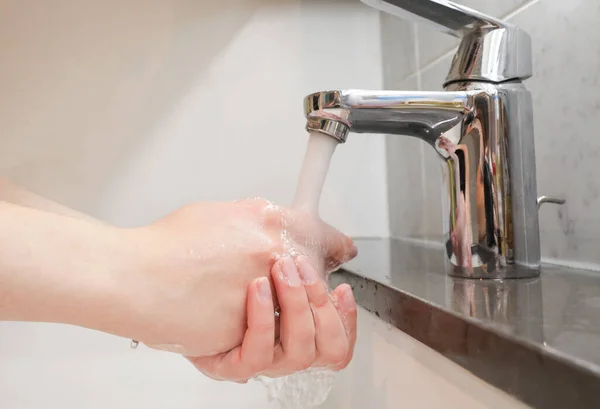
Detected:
left=90, top=225, right=180, bottom=343
left=46, top=226, right=140, bottom=336
left=68, top=226, right=159, bottom=341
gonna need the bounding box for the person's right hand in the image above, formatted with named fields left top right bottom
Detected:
left=119, top=198, right=357, bottom=358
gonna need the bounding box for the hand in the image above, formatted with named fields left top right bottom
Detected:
left=188, top=256, right=357, bottom=382
left=122, top=198, right=357, bottom=357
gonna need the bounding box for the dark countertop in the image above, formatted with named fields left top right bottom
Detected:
left=329, top=238, right=600, bottom=409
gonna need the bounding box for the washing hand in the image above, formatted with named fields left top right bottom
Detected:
left=0, top=190, right=358, bottom=381
left=122, top=198, right=357, bottom=359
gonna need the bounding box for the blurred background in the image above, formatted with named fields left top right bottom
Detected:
left=0, top=0, right=598, bottom=407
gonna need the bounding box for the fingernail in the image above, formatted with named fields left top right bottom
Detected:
left=279, top=256, right=301, bottom=287
left=339, top=285, right=356, bottom=311
left=257, top=277, right=272, bottom=302
left=341, top=239, right=358, bottom=263
left=349, top=241, right=358, bottom=259
left=297, top=256, right=320, bottom=284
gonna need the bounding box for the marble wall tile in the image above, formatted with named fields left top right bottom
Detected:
left=380, top=11, right=423, bottom=239
left=385, top=75, right=428, bottom=239
left=509, top=0, right=600, bottom=265
left=380, top=13, right=417, bottom=87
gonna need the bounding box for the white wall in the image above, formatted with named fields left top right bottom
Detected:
left=0, top=1, right=387, bottom=408
left=0, top=0, right=388, bottom=236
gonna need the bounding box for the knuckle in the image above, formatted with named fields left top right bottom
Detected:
left=261, top=204, right=284, bottom=231
left=237, top=198, right=271, bottom=219
left=334, top=358, right=351, bottom=371
left=323, top=344, right=348, bottom=365
left=258, top=234, right=276, bottom=253
left=253, top=235, right=283, bottom=264
left=246, top=357, right=270, bottom=374
left=307, top=286, right=330, bottom=309
left=285, top=337, right=316, bottom=371
left=253, top=322, right=275, bottom=334
left=268, top=237, right=284, bottom=255
left=292, top=353, right=316, bottom=371
left=247, top=197, right=272, bottom=209
left=287, top=299, right=311, bottom=317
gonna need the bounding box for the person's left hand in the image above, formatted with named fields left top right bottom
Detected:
left=187, top=255, right=357, bottom=382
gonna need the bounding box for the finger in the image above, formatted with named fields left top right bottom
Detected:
left=282, top=210, right=357, bottom=268
left=319, top=223, right=358, bottom=269
left=268, top=256, right=316, bottom=374
left=238, top=277, right=277, bottom=371
left=329, top=283, right=357, bottom=371
left=296, top=256, right=348, bottom=367
left=189, top=277, right=276, bottom=381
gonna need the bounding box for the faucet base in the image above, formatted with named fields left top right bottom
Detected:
left=444, top=239, right=541, bottom=279
left=447, top=261, right=542, bottom=280
left=447, top=265, right=541, bottom=280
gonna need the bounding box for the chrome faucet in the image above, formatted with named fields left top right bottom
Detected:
left=303, top=0, right=565, bottom=279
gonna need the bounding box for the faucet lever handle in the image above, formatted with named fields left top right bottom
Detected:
left=361, top=0, right=504, bottom=37
left=537, top=195, right=567, bottom=211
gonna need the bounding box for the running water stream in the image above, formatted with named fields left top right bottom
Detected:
left=292, top=131, right=339, bottom=214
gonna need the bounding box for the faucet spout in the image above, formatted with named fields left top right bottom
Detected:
left=304, top=90, right=476, bottom=146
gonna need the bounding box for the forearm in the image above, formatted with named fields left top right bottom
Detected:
left=0, top=178, right=103, bottom=224
left=0, top=201, right=136, bottom=336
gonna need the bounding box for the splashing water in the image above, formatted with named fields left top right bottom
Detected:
left=258, top=368, right=337, bottom=409
left=257, top=131, right=341, bottom=409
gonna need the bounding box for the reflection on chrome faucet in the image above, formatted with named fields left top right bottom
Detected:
left=437, top=135, right=472, bottom=271
left=302, top=0, right=566, bottom=279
